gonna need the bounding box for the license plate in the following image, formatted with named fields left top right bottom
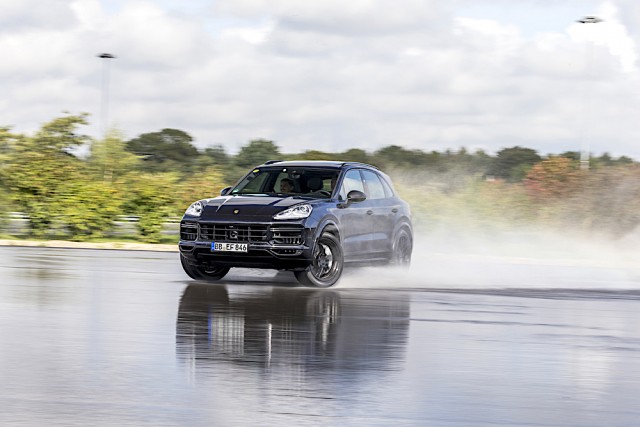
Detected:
left=211, top=242, right=248, bottom=252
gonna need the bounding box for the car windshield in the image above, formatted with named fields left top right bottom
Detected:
left=231, top=167, right=339, bottom=199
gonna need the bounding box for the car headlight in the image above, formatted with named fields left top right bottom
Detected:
left=273, top=204, right=312, bottom=220
left=185, top=201, right=204, bottom=217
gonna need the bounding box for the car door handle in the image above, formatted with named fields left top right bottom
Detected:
left=366, top=210, right=373, bottom=215
left=391, top=208, right=398, bottom=213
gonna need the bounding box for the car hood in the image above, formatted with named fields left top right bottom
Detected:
left=198, top=195, right=317, bottom=220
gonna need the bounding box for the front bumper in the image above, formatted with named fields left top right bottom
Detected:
left=179, top=220, right=315, bottom=270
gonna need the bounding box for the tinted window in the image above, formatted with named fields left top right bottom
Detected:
left=380, top=175, right=395, bottom=198
left=234, top=170, right=269, bottom=194
left=232, top=167, right=337, bottom=198
left=361, top=170, right=386, bottom=200
left=339, top=169, right=364, bottom=200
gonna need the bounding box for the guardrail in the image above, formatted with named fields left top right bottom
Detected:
left=2, top=213, right=181, bottom=236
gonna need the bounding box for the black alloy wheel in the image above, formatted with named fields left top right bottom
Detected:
left=295, top=232, right=344, bottom=287
left=392, top=228, right=412, bottom=267
left=180, top=254, right=230, bottom=281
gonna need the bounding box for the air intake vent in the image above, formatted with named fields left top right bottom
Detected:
left=271, top=227, right=304, bottom=245
left=180, top=222, right=198, bottom=241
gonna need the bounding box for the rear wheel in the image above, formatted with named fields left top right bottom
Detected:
left=391, top=228, right=412, bottom=267
left=295, top=232, right=343, bottom=287
left=180, top=254, right=230, bottom=281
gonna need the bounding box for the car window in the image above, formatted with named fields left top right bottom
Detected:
left=233, top=170, right=269, bottom=194
left=339, top=169, right=364, bottom=200
left=276, top=172, right=300, bottom=193
left=231, top=167, right=338, bottom=198
left=323, top=175, right=338, bottom=192
left=380, top=176, right=395, bottom=198
left=361, top=170, right=386, bottom=200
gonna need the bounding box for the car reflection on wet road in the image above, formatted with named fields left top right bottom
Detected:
left=2, top=246, right=640, bottom=426
left=176, top=285, right=410, bottom=396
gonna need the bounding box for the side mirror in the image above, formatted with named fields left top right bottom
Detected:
left=347, top=190, right=367, bottom=203
left=220, top=186, right=232, bottom=196
left=338, top=190, right=366, bottom=208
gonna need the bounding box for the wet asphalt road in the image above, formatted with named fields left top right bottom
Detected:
left=1, top=246, right=640, bottom=426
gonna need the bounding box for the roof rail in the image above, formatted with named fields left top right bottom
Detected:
left=341, top=161, right=379, bottom=170
left=263, top=160, right=282, bottom=165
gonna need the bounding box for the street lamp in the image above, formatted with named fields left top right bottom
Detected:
left=576, top=16, right=603, bottom=24
left=576, top=16, right=603, bottom=170
left=97, top=53, right=116, bottom=137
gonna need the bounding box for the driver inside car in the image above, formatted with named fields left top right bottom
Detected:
left=279, top=178, right=295, bottom=193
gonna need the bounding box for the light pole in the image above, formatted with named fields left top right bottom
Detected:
left=97, top=53, right=116, bottom=137
left=577, top=16, right=603, bottom=24
left=576, top=16, right=603, bottom=170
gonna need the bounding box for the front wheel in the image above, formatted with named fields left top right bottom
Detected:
left=295, top=232, right=343, bottom=287
left=391, top=228, right=412, bottom=267
left=180, top=254, right=230, bottom=281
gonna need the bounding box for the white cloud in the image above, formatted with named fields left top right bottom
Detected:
left=568, top=1, right=637, bottom=73
left=220, top=22, right=274, bottom=45
left=0, top=0, right=76, bottom=31
left=214, top=0, right=449, bottom=36
left=1, top=0, right=640, bottom=159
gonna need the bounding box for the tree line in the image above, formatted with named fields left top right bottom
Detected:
left=1, top=113, right=638, bottom=242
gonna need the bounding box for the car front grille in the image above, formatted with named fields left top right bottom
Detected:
left=199, top=224, right=269, bottom=242
left=180, top=222, right=304, bottom=245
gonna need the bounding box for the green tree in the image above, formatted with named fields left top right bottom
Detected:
left=0, top=126, right=21, bottom=165
left=0, top=127, right=24, bottom=223
left=224, top=138, right=282, bottom=183
left=488, top=146, right=541, bottom=182
left=126, top=128, right=200, bottom=174
left=200, top=145, right=229, bottom=167
left=592, top=153, right=635, bottom=167
left=57, top=179, right=123, bottom=240
left=286, top=150, right=338, bottom=161
left=559, top=151, right=580, bottom=161
left=234, top=139, right=281, bottom=169
left=0, top=188, right=7, bottom=234
left=340, top=148, right=370, bottom=164
left=444, top=148, right=492, bottom=175
left=615, top=156, right=634, bottom=165
left=421, top=150, right=448, bottom=173
left=121, top=172, right=178, bottom=243
left=372, top=145, right=426, bottom=169
left=174, top=167, right=227, bottom=212
left=468, top=149, right=493, bottom=174
left=88, top=130, right=139, bottom=183
left=4, top=114, right=92, bottom=237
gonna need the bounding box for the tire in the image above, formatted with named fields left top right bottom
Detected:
left=391, top=228, right=412, bottom=267
left=180, top=254, right=230, bottom=281
left=295, top=232, right=344, bottom=287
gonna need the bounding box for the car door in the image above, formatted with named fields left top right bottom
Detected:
left=335, top=169, right=372, bottom=259
left=361, top=170, right=396, bottom=255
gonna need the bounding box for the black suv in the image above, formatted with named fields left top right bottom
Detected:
left=179, top=161, right=412, bottom=287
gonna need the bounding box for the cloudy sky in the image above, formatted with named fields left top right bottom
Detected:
left=2, top=0, right=639, bottom=158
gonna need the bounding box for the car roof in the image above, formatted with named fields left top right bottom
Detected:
left=258, top=160, right=378, bottom=170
